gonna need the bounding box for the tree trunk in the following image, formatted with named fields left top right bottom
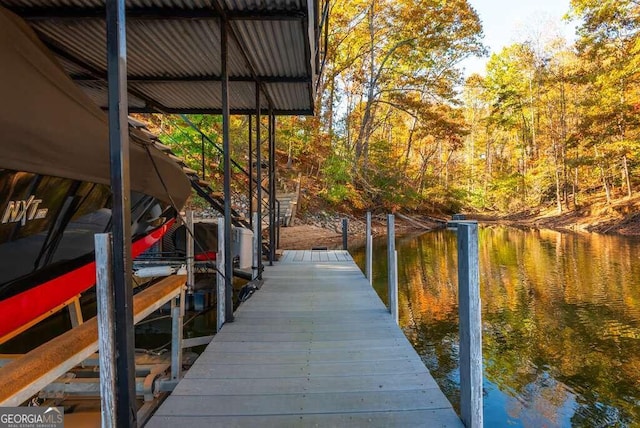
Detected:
left=554, top=164, right=562, bottom=214
left=596, top=147, right=611, bottom=204
left=327, top=74, right=335, bottom=140
left=403, top=116, right=418, bottom=174
left=573, top=166, right=578, bottom=208
left=353, top=0, right=377, bottom=168
left=623, top=155, right=632, bottom=198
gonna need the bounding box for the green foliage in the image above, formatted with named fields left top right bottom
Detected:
left=321, top=154, right=351, bottom=185
left=156, top=114, right=222, bottom=182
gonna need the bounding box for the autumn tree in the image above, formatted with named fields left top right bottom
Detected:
left=322, top=0, right=485, bottom=209
left=570, top=0, right=640, bottom=201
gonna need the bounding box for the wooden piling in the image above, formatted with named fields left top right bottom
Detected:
left=95, top=233, right=116, bottom=428
left=365, top=212, right=372, bottom=285
left=456, top=222, right=483, bottom=428
left=342, top=218, right=348, bottom=250
left=387, top=215, right=397, bottom=321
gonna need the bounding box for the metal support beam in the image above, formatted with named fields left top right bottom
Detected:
left=268, top=111, right=276, bottom=265
left=248, top=115, right=253, bottom=227
left=129, top=107, right=313, bottom=116
left=201, top=134, right=206, bottom=180
left=255, top=84, right=263, bottom=279
left=276, top=200, right=281, bottom=249
left=221, top=20, right=234, bottom=323
left=106, top=0, right=136, bottom=424
left=14, top=6, right=308, bottom=21
left=72, top=74, right=311, bottom=84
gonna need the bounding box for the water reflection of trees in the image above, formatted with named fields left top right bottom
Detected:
left=362, top=227, right=640, bottom=426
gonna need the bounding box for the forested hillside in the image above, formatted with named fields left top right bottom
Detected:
left=463, top=0, right=640, bottom=214
left=150, top=0, right=639, bottom=218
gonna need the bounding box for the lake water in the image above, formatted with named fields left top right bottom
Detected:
left=352, top=226, right=640, bottom=427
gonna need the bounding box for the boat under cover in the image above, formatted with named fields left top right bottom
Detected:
left=0, top=7, right=192, bottom=341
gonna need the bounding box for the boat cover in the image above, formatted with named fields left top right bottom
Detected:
left=0, top=7, right=191, bottom=208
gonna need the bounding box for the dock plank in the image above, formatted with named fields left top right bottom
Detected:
left=147, top=251, right=462, bottom=427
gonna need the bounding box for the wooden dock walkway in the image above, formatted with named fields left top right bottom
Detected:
left=147, top=250, right=463, bottom=427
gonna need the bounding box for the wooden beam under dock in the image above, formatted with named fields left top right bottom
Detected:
left=0, top=275, right=186, bottom=406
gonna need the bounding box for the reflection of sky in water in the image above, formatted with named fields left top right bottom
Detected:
left=353, top=226, right=640, bottom=427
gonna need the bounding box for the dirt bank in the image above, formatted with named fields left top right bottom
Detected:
left=280, top=193, right=640, bottom=250
left=278, top=213, right=444, bottom=250
left=470, top=194, right=640, bottom=236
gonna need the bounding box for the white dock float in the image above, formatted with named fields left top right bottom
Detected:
left=147, top=250, right=463, bottom=427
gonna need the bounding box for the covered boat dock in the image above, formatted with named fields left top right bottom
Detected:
left=1, top=0, right=326, bottom=424
left=0, top=0, right=477, bottom=426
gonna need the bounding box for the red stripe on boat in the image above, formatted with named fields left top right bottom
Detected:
left=194, top=251, right=216, bottom=261
left=0, top=219, right=175, bottom=339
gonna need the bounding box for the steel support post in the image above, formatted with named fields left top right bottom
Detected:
left=457, top=221, right=483, bottom=428
left=268, top=111, right=276, bottom=265
left=106, top=0, right=136, bottom=425
left=276, top=200, right=281, bottom=249
left=201, top=134, right=205, bottom=180
left=255, top=83, right=263, bottom=278
left=248, top=114, right=253, bottom=227
left=221, top=20, right=233, bottom=322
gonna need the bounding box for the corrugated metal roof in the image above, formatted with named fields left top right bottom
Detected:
left=0, top=0, right=321, bottom=115
left=2, top=0, right=215, bottom=9
left=232, top=20, right=307, bottom=77
left=265, top=82, right=311, bottom=111
left=223, top=0, right=304, bottom=12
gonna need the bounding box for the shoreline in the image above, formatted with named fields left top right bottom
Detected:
left=278, top=214, right=438, bottom=250
left=278, top=208, right=640, bottom=250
